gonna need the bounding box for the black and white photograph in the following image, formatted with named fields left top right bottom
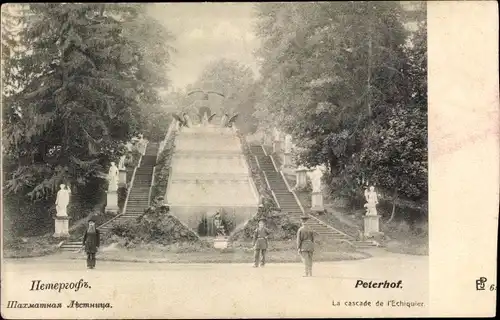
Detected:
left=1, top=2, right=497, bottom=318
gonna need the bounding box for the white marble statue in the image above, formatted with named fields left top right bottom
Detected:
left=108, top=162, right=119, bottom=192
left=184, top=114, right=193, bottom=127
left=138, top=134, right=147, bottom=156
left=273, top=128, right=281, bottom=142
left=118, top=155, right=126, bottom=170
left=220, top=114, right=228, bottom=127
left=308, top=167, right=323, bottom=193
left=55, top=184, right=71, bottom=217
left=284, top=134, right=293, bottom=153
left=202, top=113, right=209, bottom=126
left=364, top=185, right=379, bottom=216
left=126, top=141, right=133, bottom=152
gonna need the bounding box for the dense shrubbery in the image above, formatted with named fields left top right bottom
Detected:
left=230, top=207, right=300, bottom=242
left=2, top=4, right=173, bottom=240
left=107, top=206, right=201, bottom=247
left=68, top=211, right=117, bottom=241
left=3, top=183, right=107, bottom=239
left=150, top=132, right=176, bottom=202
left=3, top=234, right=61, bottom=258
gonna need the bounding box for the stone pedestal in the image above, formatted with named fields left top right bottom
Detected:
left=213, top=237, right=229, bottom=249
left=272, top=141, right=281, bottom=154
left=105, top=191, right=119, bottom=213
left=282, top=152, right=292, bottom=168
left=364, top=215, right=383, bottom=237
left=53, top=216, right=70, bottom=238
left=295, top=169, right=309, bottom=189
left=311, top=191, right=324, bottom=212
left=119, top=169, right=127, bottom=187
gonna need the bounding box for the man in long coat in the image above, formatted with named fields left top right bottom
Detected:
left=83, top=217, right=100, bottom=269
left=297, top=215, right=315, bottom=277
left=252, top=218, right=271, bottom=267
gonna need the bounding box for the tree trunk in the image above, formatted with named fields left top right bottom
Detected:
left=367, top=19, right=372, bottom=119
left=386, top=187, right=398, bottom=223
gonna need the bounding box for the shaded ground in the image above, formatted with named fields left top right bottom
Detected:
left=59, top=240, right=369, bottom=264
left=2, top=250, right=429, bottom=318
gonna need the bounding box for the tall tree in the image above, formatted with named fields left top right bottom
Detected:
left=188, top=58, right=258, bottom=133
left=253, top=2, right=427, bottom=206
left=2, top=4, right=174, bottom=199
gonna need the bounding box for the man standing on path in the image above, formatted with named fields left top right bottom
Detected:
left=297, top=215, right=315, bottom=277
left=252, top=218, right=270, bottom=268
left=83, top=217, right=100, bottom=269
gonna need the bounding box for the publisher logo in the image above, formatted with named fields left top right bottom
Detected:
left=475, top=277, right=487, bottom=291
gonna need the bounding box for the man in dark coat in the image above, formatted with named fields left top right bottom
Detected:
left=252, top=218, right=271, bottom=267
left=82, top=217, right=100, bottom=269
left=297, top=215, right=315, bottom=277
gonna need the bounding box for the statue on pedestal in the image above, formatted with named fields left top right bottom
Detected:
left=220, top=114, right=228, bottom=127
left=284, top=134, right=292, bottom=153
left=137, top=134, right=147, bottom=156
left=213, top=211, right=226, bottom=237
left=55, top=184, right=71, bottom=217
left=364, top=185, right=379, bottom=216
left=308, top=167, right=323, bottom=193
left=118, top=155, right=126, bottom=170
left=108, top=162, right=119, bottom=192
left=183, top=113, right=193, bottom=127
left=202, top=112, right=209, bottom=126
left=273, top=128, right=281, bottom=142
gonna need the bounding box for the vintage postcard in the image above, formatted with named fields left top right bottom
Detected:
left=1, top=1, right=498, bottom=318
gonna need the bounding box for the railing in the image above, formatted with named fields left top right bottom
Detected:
left=151, top=119, right=178, bottom=207
left=261, top=144, right=268, bottom=156
left=279, top=166, right=355, bottom=244
left=158, top=119, right=176, bottom=162
left=97, top=152, right=143, bottom=231
left=265, top=146, right=280, bottom=173
left=165, top=166, right=173, bottom=205
left=147, top=165, right=156, bottom=207
left=253, top=155, right=261, bottom=170
left=263, top=170, right=280, bottom=209
left=281, top=169, right=306, bottom=215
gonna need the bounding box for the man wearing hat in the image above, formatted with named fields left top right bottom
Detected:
left=82, top=216, right=100, bottom=269
left=252, top=217, right=271, bottom=267
left=297, top=215, right=315, bottom=277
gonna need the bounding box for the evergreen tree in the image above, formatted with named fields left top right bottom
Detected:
left=2, top=4, right=174, bottom=200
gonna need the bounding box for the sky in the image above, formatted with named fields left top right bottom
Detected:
left=147, top=3, right=261, bottom=91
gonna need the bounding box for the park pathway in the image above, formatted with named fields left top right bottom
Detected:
left=2, top=251, right=429, bottom=318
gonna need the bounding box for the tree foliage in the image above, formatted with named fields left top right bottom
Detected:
left=253, top=2, right=427, bottom=206
left=2, top=3, right=174, bottom=200
left=188, top=58, right=259, bottom=133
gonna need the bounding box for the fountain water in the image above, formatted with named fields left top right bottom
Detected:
left=166, top=117, right=259, bottom=236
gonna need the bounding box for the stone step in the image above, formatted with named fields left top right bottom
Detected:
left=315, top=232, right=345, bottom=237
left=61, top=243, right=81, bottom=247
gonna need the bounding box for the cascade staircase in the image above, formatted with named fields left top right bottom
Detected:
left=59, top=142, right=159, bottom=252
left=250, top=145, right=376, bottom=249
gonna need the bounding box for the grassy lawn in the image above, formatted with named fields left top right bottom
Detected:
left=384, top=238, right=428, bottom=256
left=64, top=240, right=370, bottom=263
